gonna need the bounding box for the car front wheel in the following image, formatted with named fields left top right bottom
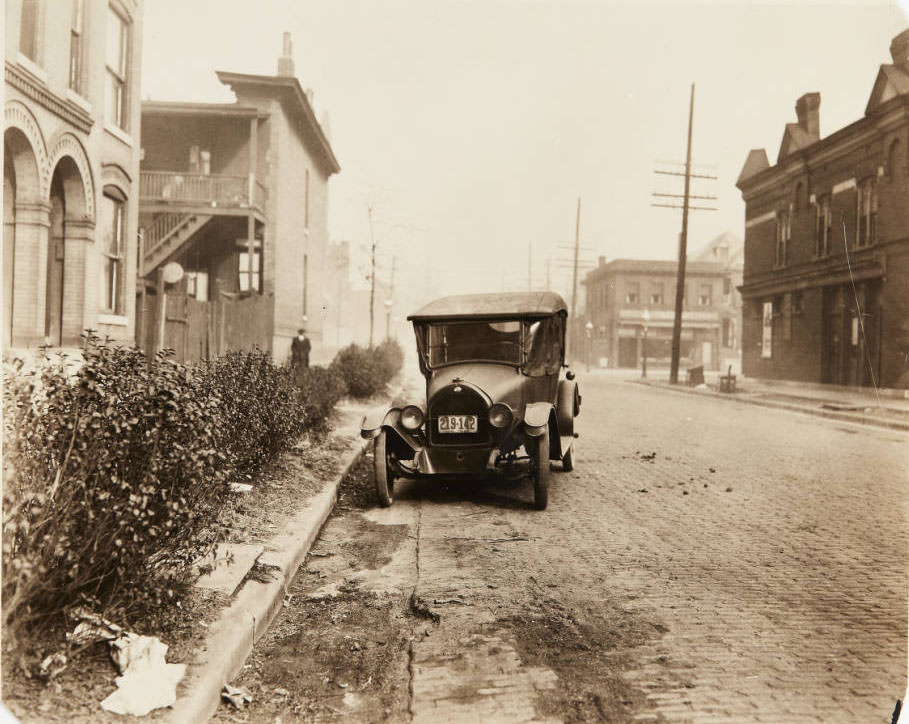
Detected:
left=530, top=427, right=551, bottom=510
left=374, top=430, right=394, bottom=507
left=561, top=444, right=574, bottom=472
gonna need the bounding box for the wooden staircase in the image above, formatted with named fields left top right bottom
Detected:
left=142, top=213, right=212, bottom=276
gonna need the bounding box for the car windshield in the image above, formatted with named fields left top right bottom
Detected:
left=420, top=320, right=523, bottom=367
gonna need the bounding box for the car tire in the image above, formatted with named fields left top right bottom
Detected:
left=374, top=430, right=394, bottom=507
left=531, top=426, right=551, bottom=510
left=561, top=444, right=574, bottom=472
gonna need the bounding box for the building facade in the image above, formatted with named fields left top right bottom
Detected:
left=582, top=250, right=740, bottom=372
left=737, top=29, right=909, bottom=388
left=138, top=33, right=340, bottom=363
left=4, top=0, right=143, bottom=350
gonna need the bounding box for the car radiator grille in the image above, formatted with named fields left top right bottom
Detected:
left=428, top=386, right=490, bottom=447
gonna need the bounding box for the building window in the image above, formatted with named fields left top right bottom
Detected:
left=782, top=293, right=792, bottom=341
left=650, top=284, right=663, bottom=306
left=625, top=282, right=639, bottom=305
left=238, top=248, right=261, bottom=292
left=186, top=271, right=208, bottom=301
left=888, top=139, right=903, bottom=181
left=776, top=207, right=791, bottom=267
left=105, top=6, right=130, bottom=130
left=69, top=0, right=84, bottom=92
left=722, top=318, right=735, bottom=348
left=815, top=195, right=831, bottom=257
left=761, top=301, right=773, bottom=358
left=100, top=191, right=126, bottom=314
left=698, top=284, right=711, bottom=307
left=19, top=0, right=41, bottom=62
left=856, top=178, right=877, bottom=247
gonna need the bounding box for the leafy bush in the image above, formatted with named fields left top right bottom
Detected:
left=374, top=339, right=404, bottom=382
left=330, top=341, right=402, bottom=399
left=196, top=350, right=305, bottom=476
left=295, top=365, right=347, bottom=432
left=2, top=340, right=231, bottom=646
left=2, top=336, right=394, bottom=648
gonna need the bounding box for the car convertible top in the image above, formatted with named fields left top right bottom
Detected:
left=407, top=291, right=568, bottom=322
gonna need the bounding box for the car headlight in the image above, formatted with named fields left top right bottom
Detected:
left=488, top=402, right=514, bottom=428
left=401, top=405, right=425, bottom=431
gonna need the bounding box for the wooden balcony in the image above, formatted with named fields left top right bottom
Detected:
left=140, top=171, right=267, bottom=214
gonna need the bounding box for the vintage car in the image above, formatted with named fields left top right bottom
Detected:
left=360, top=291, right=581, bottom=510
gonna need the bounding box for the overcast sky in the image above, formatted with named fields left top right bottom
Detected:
left=142, top=0, right=908, bottom=300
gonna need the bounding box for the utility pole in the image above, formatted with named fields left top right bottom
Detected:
left=651, top=83, right=717, bottom=384
left=368, top=204, right=376, bottom=348
left=546, top=259, right=551, bottom=291
left=672, top=84, right=695, bottom=386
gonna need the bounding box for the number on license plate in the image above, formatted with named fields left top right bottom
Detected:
left=438, top=415, right=477, bottom=433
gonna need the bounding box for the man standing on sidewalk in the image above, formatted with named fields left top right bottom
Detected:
left=291, top=327, right=311, bottom=382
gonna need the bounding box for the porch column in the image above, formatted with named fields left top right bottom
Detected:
left=11, top=200, right=51, bottom=347
left=62, top=216, right=94, bottom=346
left=247, top=116, right=259, bottom=292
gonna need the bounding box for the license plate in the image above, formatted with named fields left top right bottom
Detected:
left=437, top=415, right=477, bottom=433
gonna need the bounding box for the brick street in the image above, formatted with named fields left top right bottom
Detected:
left=221, top=373, right=908, bottom=723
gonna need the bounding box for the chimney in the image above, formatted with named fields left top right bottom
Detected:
left=277, top=32, right=294, bottom=77
left=598, top=255, right=607, bottom=268
left=890, top=29, right=909, bottom=70
left=795, top=93, right=821, bottom=141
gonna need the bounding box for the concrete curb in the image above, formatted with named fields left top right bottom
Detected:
left=164, top=432, right=371, bottom=724
left=632, top=379, right=909, bottom=432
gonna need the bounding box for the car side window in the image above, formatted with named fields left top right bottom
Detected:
left=525, top=318, right=558, bottom=376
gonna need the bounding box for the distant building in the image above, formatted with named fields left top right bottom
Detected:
left=582, top=240, right=742, bottom=372
left=138, top=32, right=340, bottom=363
left=4, top=0, right=143, bottom=349
left=736, top=29, right=909, bottom=388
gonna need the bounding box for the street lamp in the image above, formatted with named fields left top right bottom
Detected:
left=384, top=298, right=393, bottom=339
left=585, top=321, right=594, bottom=372
left=641, top=308, right=650, bottom=378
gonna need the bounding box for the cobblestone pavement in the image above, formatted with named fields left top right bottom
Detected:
left=229, top=374, right=907, bottom=723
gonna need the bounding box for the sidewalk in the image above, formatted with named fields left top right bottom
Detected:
left=608, top=366, right=909, bottom=432
left=163, top=384, right=404, bottom=724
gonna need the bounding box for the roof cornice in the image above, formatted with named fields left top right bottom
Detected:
left=216, top=70, right=340, bottom=174
left=141, top=100, right=268, bottom=119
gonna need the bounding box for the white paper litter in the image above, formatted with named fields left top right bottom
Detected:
left=66, top=609, right=186, bottom=716
left=99, top=633, right=186, bottom=716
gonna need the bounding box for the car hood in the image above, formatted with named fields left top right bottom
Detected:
left=427, top=363, right=525, bottom=408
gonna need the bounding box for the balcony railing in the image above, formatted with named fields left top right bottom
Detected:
left=141, top=171, right=266, bottom=211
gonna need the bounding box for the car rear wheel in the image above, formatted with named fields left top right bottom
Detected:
left=374, top=430, right=394, bottom=507
left=530, top=427, right=551, bottom=510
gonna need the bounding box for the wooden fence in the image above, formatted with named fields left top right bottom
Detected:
left=137, top=290, right=273, bottom=363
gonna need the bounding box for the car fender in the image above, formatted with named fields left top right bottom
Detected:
left=360, top=407, right=421, bottom=453
left=523, top=402, right=554, bottom=437
left=360, top=406, right=397, bottom=437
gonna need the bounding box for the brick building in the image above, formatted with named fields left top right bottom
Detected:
left=582, top=241, right=741, bottom=372
left=737, top=29, right=909, bottom=389
left=4, top=0, right=143, bottom=349
left=138, top=33, right=340, bottom=363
